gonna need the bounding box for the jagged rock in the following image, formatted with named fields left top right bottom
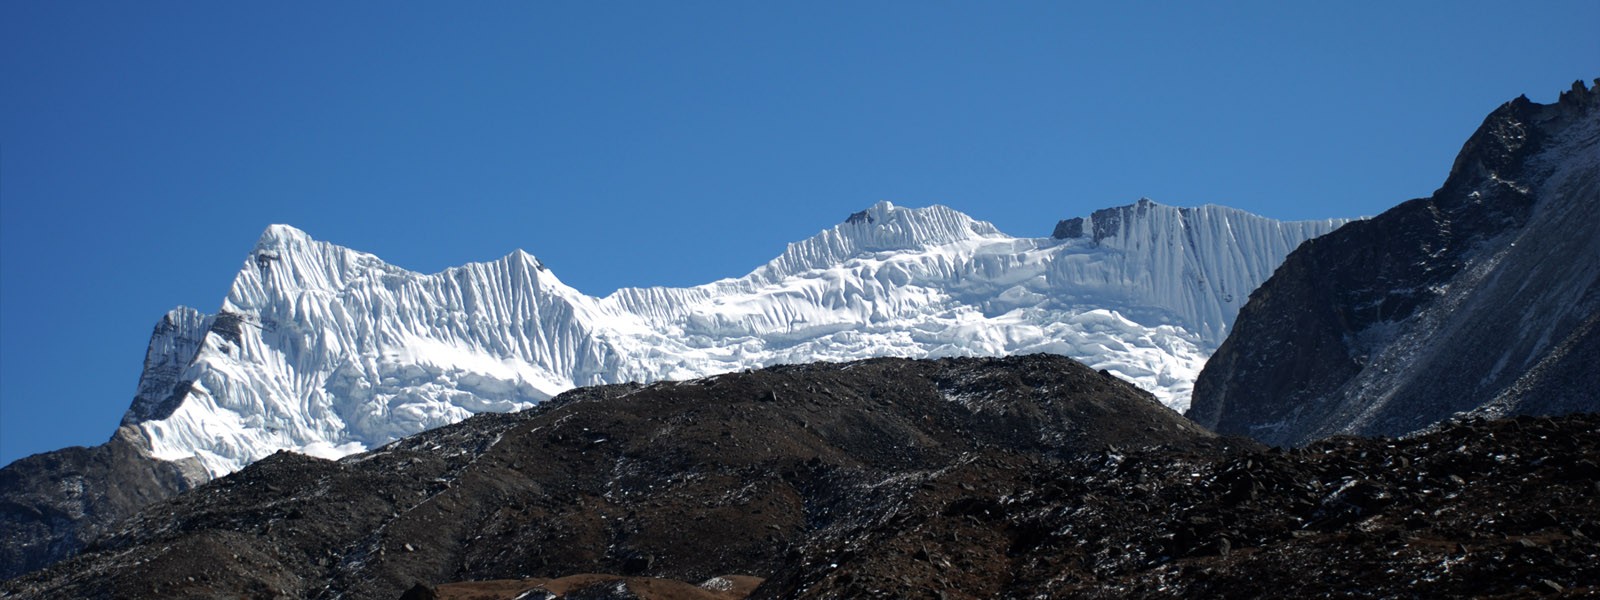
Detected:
left=1050, top=217, right=1085, bottom=239
left=1190, top=80, right=1600, bottom=446
left=0, top=426, right=204, bottom=580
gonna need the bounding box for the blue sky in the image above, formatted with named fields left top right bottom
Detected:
left=2, top=1, right=1596, bottom=464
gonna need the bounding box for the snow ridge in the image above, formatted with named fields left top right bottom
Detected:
left=131, top=201, right=1346, bottom=476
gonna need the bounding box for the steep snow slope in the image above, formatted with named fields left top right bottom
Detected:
left=129, top=201, right=1344, bottom=476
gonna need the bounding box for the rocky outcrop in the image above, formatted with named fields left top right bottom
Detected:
left=120, top=307, right=211, bottom=425
left=0, top=307, right=213, bottom=580
left=0, top=427, right=203, bottom=580
left=1189, top=80, right=1600, bottom=446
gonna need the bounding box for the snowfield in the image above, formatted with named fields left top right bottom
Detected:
left=126, top=200, right=1347, bottom=476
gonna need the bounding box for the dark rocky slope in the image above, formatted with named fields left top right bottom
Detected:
left=753, top=413, right=1600, bottom=598
left=1, top=354, right=1213, bottom=599
left=0, top=426, right=202, bottom=580
left=1189, top=80, right=1600, bottom=446
left=6, top=356, right=1596, bottom=598
left=0, top=309, right=211, bottom=580
left=5, top=356, right=1597, bottom=598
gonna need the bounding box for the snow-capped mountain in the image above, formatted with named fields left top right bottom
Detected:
left=128, top=201, right=1344, bottom=477
left=1189, top=80, right=1600, bottom=446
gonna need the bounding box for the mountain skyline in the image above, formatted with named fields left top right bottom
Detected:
left=0, top=199, right=1344, bottom=578
left=4, top=2, right=1599, bottom=464
left=11, top=198, right=1331, bottom=466
left=70, top=200, right=1346, bottom=477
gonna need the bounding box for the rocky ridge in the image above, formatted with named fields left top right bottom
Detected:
left=0, top=426, right=200, bottom=584
left=0, top=355, right=1213, bottom=599
left=4, top=356, right=1595, bottom=598
left=1189, top=79, right=1600, bottom=446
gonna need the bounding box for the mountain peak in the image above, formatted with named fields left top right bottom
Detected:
left=0, top=197, right=1347, bottom=578
left=751, top=203, right=1003, bottom=282
left=253, top=224, right=313, bottom=252
left=505, top=248, right=548, bottom=271
left=1189, top=81, right=1600, bottom=446
left=1557, top=78, right=1597, bottom=109
left=843, top=200, right=898, bottom=225
left=834, top=202, right=1001, bottom=242
left=1441, top=77, right=1599, bottom=203
left=131, top=201, right=1342, bottom=478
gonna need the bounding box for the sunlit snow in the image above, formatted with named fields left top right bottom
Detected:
left=131, top=201, right=1347, bottom=476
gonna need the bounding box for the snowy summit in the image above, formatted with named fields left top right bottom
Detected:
left=124, top=201, right=1346, bottom=477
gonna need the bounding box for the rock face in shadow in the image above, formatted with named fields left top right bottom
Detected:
left=0, top=308, right=212, bottom=580
left=0, top=426, right=203, bottom=580
left=0, top=355, right=1212, bottom=599
left=1189, top=80, right=1600, bottom=446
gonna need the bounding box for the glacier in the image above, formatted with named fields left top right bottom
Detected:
left=125, top=200, right=1347, bottom=477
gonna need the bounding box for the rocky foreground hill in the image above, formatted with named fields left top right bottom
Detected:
left=3, top=355, right=1595, bottom=599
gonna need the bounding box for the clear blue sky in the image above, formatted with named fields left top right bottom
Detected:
left=2, top=1, right=1596, bottom=464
